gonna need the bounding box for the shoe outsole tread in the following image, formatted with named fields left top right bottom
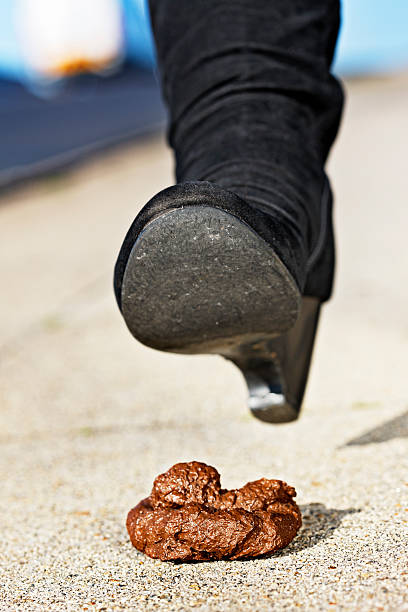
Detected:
left=121, top=205, right=301, bottom=354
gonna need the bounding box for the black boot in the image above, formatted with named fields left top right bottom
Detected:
left=114, top=0, right=344, bottom=422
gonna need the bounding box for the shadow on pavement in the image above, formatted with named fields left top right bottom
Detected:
left=275, top=503, right=360, bottom=557
left=343, top=410, right=408, bottom=447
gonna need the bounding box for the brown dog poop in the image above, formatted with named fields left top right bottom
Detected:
left=126, top=461, right=302, bottom=561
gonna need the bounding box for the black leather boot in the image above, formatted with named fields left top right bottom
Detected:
left=114, top=0, right=344, bottom=422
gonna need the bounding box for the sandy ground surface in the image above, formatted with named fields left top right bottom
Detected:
left=1, top=74, right=408, bottom=611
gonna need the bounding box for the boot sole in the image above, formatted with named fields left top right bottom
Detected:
left=121, top=205, right=301, bottom=354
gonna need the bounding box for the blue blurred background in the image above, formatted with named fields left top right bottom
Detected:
left=1, top=0, right=407, bottom=189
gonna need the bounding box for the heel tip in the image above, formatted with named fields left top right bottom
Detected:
left=250, top=401, right=299, bottom=424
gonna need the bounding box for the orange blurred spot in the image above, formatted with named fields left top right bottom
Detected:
left=47, top=56, right=116, bottom=77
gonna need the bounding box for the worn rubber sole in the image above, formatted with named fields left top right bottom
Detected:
left=121, top=206, right=301, bottom=354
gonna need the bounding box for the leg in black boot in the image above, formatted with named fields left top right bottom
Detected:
left=114, top=0, right=344, bottom=422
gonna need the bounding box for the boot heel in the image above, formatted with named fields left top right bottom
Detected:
left=226, top=297, right=320, bottom=423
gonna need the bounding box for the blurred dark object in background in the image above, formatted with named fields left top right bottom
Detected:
left=0, top=65, right=165, bottom=190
